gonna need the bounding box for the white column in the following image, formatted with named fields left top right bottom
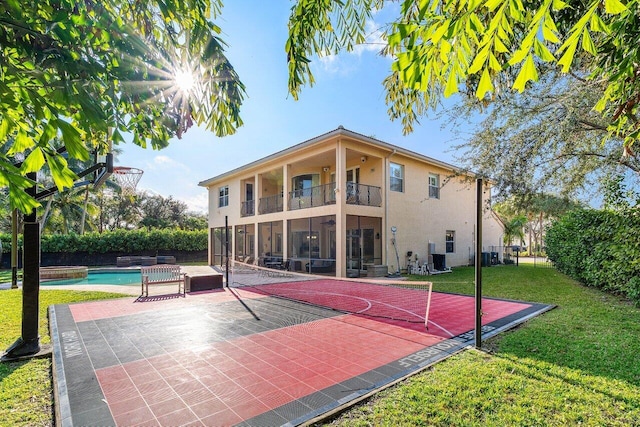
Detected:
left=336, top=141, right=347, bottom=277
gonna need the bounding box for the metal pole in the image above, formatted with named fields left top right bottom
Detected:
left=11, top=209, right=18, bottom=289
left=475, top=178, right=483, bottom=349
left=225, top=216, right=229, bottom=287
left=4, top=173, right=41, bottom=359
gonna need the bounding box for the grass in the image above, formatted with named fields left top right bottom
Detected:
left=0, top=288, right=125, bottom=427
left=319, top=265, right=640, bottom=426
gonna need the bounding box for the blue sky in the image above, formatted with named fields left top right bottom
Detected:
left=117, top=1, right=467, bottom=213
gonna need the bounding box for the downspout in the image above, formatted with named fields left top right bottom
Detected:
left=384, top=149, right=397, bottom=269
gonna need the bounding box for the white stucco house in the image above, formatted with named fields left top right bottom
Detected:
left=199, top=127, right=504, bottom=278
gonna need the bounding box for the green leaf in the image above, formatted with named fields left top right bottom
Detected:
left=507, top=47, right=529, bottom=66
left=468, top=44, right=490, bottom=74
left=431, top=19, right=450, bottom=44
left=589, top=14, right=609, bottom=32
left=476, top=67, right=494, bottom=98
left=533, top=39, right=556, bottom=62
left=557, top=38, right=579, bottom=72
left=0, top=119, right=11, bottom=141
left=9, top=184, right=40, bottom=214
left=56, top=119, right=89, bottom=161
left=552, top=0, right=568, bottom=10
left=9, top=130, right=33, bottom=155
left=542, top=21, right=560, bottom=43
left=581, top=28, right=597, bottom=55
left=45, top=152, right=78, bottom=190
left=604, top=0, right=627, bottom=14
left=444, top=68, right=459, bottom=97
left=512, top=54, right=538, bottom=92
left=485, top=0, right=505, bottom=12
left=489, top=53, right=502, bottom=71
left=21, top=148, right=45, bottom=173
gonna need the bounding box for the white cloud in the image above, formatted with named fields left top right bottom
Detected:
left=150, top=155, right=190, bottom=173
left=316, top=16, right=390, bottom=76
left=181, top=192, right=209, bottom=214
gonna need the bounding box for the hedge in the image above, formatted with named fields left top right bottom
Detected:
left=546, top=208, right=640, bottom=304
left=0, top=229, right=208, bottom=254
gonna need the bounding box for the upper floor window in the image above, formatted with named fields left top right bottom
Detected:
left=218, top=185, right=229, bottom=207
left=446, top=230, right=455, bottom=253
left=390, top=163, right=404, bottom=192
left=429, top=174, right=440, bottom=199
left=292, top=174, right=319, bottom=197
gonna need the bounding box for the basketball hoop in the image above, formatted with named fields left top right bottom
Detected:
left=112, top=167, right=143, bottom=196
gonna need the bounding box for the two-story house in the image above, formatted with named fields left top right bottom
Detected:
left=199, top=126, right=503, bottom=278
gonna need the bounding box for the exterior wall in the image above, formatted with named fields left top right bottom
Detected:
left=385, top=155, right=503, bottom=270
left=201, top=128, right=504, bottom=276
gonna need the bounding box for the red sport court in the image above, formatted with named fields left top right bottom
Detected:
left=50, top=278, right=552, bottom=426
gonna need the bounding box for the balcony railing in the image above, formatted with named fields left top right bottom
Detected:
left=258, top=194, right=283, bottom=214
left=240, top=200, right=255, bottom=217
left=346, top=182, right=382, bottom=206
left=289, top=182, right=336, bottom=210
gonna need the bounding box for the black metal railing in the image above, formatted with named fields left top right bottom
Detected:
left=289, top=182, right=336, bottom=210
left=258, top=194, right=283, bottom=214
left=240, top=200, right=255, bottom=217
left=346, top=183, right=382, bottom=206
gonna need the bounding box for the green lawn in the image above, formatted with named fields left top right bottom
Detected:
left=0, top=289, right=126, bottom=427
left=2, top=266, right=640, bottom=426
left=320, top=265, right=640, bottom=426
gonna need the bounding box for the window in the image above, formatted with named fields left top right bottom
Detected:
left=292, top=174, right=319, bottom=197
left=390, top=163, right=404, bottom=192
left=429, top=174, right=440, bottom=199
left=346, top=167, right=360, bottom=184
left=446, top=230, right=455, bottom=253
left=218, top=185, right=229, bottom=207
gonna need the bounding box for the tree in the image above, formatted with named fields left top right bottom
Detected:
left=138, top=193, right=189, bottom=229
left=286, top=0, right=640, bottom=167
left=1, top=0, right=245, bottom=212
left=99, top=191, right=141, bottom=232
left=448, top=70, right=639, bottom=200
left=501, top=215, right=527, bottom=247
left=39, top=187, right=99, bottom=234
left=494, top=193, right=583, bottom=253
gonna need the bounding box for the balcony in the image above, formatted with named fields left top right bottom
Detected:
left=258, top=194, right=283, bottom=214
left=346, top=183, right=382, bottom=206
left=289, top=183, right=336, bottom=210
left=241, top=200, right=255, bottom=217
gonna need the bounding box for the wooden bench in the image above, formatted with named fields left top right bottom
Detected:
left=140, top=265, right=186, bottom=297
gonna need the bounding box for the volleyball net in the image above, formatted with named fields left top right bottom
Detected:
left=228, top=260, right=433, bottom=329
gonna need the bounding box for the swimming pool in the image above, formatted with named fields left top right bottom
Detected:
left=41, top=270, right=141, bottom=286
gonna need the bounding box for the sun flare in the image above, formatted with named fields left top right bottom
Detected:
left=174, top=68, right=195, bottom=94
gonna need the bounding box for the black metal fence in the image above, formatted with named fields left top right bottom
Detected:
left=480, top=245, right=555, bottom=268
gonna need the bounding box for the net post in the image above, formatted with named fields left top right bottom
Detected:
left=475, top=178, right=483, bottom=349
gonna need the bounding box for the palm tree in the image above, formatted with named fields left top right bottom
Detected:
left=503, top=215, right=527, bottom=248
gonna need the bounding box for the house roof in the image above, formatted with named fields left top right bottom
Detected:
left=198, top=126, right=476, bottom=187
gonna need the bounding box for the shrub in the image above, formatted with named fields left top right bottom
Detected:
left=0, top=229, right=208, bottom=254
left=546, top=208, right=640, bottom=304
